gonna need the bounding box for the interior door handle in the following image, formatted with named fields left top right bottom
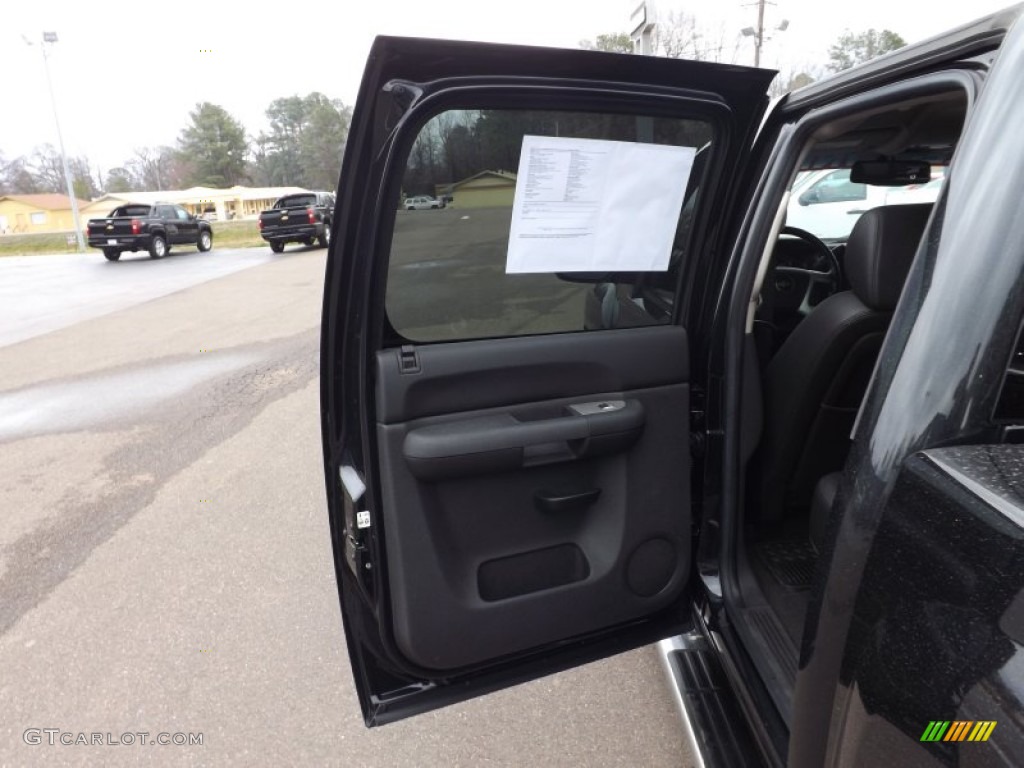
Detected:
left=403, top=399, right=645, bottom=481
left=535, top=488, right=601, bottom=514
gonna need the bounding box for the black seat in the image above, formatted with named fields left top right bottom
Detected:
left=754, top=203, right=933, bottom=521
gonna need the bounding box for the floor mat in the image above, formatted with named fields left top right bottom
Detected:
left=753, top=538, right=817, bottom=589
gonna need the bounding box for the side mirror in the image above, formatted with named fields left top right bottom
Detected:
left=798, top=188, right=818, bottom=206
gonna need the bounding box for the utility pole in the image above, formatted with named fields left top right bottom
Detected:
left=741, top=1, right=788, bottom=68
left=754, top=0, right=765, bottom=67
left=23, top=31, right=85, bottom=252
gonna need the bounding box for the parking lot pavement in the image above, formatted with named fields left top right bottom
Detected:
left=0, top=247, right=275, bottom=349
left=0, top=248, right=694, bottom=766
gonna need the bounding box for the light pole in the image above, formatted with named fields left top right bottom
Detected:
left=23, top=31, right=85, bottom=252
left=741, top=0, right=788, bottom=68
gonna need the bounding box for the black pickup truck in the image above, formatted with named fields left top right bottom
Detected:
left=322, top=9, right=1024, bottom=767
left=258, top=191, right=335, bottom=253
left=86, top=203, right=213, bottom=261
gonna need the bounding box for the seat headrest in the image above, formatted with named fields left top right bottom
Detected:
left=845, top=204, right=933, bottom=311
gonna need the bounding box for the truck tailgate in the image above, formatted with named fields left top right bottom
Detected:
left=88, top=218, right=140, bottom=238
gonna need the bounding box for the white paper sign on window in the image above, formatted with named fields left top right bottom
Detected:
left=505, top=135, right=696, bottom=273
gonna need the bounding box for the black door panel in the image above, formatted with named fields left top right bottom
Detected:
left=374, top=327, right=690, bottom=671
left=401, top=399, right=645, bottom=481
left=322, top=35, right=773, bottom=724
left=375, top=326, right=688, bottom=423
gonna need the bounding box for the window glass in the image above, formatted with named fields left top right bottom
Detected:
left=276, top=194, right=316, bottom=208
left=787, top=166, right=946, bottom=240
left=30, top=212, right=46, bottom=225
left=385, top=108, right=712, bottom=342
left=111, top=205, right=151, bottom=217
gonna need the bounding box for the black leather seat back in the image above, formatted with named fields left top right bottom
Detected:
left=755, top=203, right=933, bottom=520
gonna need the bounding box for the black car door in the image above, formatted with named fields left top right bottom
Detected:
left=173, top=205, right=197, bottom=244
left=154, top=204, right=179, bottom=243
left=321, top=35, right=774, bottom=726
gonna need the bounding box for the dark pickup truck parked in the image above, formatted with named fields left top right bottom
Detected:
left=258, top=191, right=335, bottom=253
left=86, top=203, right=213, bottom=261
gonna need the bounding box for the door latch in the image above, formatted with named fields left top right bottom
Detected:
left=340, top=464, right=374, bottom=594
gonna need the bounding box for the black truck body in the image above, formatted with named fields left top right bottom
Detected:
left=86, top=203, right=213, bottom=261
left=258, top=191, right=335, bottom=253
left=319, top=7, right=1024, bottom=767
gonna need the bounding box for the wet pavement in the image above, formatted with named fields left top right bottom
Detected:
left=0, top=247, right=693, bottom=766
left=0, top=247, right=275, bottom=349
left=0, top=350, right=263, bottom=442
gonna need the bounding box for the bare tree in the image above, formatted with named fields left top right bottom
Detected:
left=655, top=11, right=742, bottom=63
left=581, top=15, right=742, bottom=63
left=23, top=145, right=99, bottom=198
left=28, top=145, right=65, bottom=192
left=126, top=147, right=176, bottom=191
left=0, top=153, right=38, bottom=194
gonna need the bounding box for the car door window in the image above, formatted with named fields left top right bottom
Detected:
left=175, top=207, right=190, bottom=221
left=385, top=108, right=712, bottom=342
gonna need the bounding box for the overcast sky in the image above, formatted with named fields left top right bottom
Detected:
left=1, top=0, right=1018, bottom=176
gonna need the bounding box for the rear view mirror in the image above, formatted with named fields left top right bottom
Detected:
left=850, top=160, right=930, bottom=186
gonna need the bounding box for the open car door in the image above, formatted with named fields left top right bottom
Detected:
left=321, top=36, right=775, bottom=726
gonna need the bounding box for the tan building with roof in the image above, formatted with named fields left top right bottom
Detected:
left=0, top=194, right=90, bottom=235
left=1, top=186, right=316, bottom=235
left=448, top=171, right=518, bottom=209
left=84, top=186, right=312, bottom=223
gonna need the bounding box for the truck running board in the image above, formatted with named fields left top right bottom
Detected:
left=658, top=631, right=766, bottom=767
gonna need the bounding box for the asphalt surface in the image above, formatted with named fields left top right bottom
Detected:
left=0, top=243, right=694, bottom=766
left=0, top=247, right=276, bottom=349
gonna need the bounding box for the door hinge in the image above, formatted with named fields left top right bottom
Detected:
left=399, top=344, right=421, bottom=374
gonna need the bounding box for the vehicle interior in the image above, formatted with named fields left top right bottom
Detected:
left=731, top=83, right=969, bottom=722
